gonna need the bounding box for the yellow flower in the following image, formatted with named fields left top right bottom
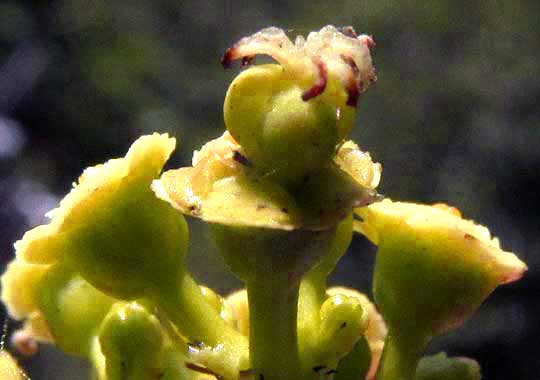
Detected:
left=1, top=134, right=178, bottom=351
left=354, top=199, right=527, bottom=335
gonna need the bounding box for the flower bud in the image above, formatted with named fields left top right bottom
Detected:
left=327, top=287, right=387, bottom=380
left=318, top=294, right=368, bottom=361
left=98, top=302, right=164, bottom=380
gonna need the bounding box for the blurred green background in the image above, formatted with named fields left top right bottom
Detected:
left=0, top=1, right=538, bottom=379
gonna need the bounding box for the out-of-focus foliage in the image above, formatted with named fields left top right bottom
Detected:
left=0, top=1, right=538, bottom=379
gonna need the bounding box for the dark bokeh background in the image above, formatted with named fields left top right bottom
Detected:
left=1, top=1, right=538, bottom=379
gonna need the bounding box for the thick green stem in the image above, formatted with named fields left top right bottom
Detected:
left=377, top=331, right=428, bottom=380
left=247, top=272, right=302, bottom=380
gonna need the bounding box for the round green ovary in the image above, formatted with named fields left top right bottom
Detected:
left=99, top=302, right=164, bottom=380
left=259, top=87, right=339, bottom=184
left=224, top=64, right=346, bottom=187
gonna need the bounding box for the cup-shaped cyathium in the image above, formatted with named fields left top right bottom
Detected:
left=1, top=134, right=248, bottom=380
left=1, top=133, right=184, bottom=299
left=153, top=26, right=382, bottom=380
left=354, top=200, right=527, bottom=380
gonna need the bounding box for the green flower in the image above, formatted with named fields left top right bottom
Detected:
left=354, top=199, right=526, bottom=380
left=1, top=134, right=180, bottom=355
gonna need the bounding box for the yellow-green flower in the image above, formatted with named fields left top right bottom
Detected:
left=355, top=199, right=526, bottom=333
left=1, top=133, right=182, bottom=353
left=354, top=199, right=526, bottom=380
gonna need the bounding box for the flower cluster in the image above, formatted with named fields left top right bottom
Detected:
left=0, top=26, right=527, bottom=380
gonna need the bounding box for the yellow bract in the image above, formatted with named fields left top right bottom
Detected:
left=354, top=199, right=527, bottom=286
left=154, top=132, right=381, bottom=231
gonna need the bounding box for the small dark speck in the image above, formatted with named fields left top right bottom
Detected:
left=340, top=322, right=347, bottom=329
left=233, top=150, right=253, bottom=167
left=313, top=365, right=326, bottom=372
left=259, top=374, right=265, bottom=380
left=325, top=369, right=338, bottom=375
left=353, top=213, right=364, bottom=222
left=187, top=341, right=203, bottom=350
left=281, top=207, right=289, bottom=214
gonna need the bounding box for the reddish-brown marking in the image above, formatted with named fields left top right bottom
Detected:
left=340, top=55, right=361, bottom=107
left=220, top=46, right=236, bottom=68
left=301, top=58, right=328, bottom=101
left=346, top=85, right=361, bottom=107
left=241, top=55, right=255, bottom=67
left=233, top=150, right=253, bottom=167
